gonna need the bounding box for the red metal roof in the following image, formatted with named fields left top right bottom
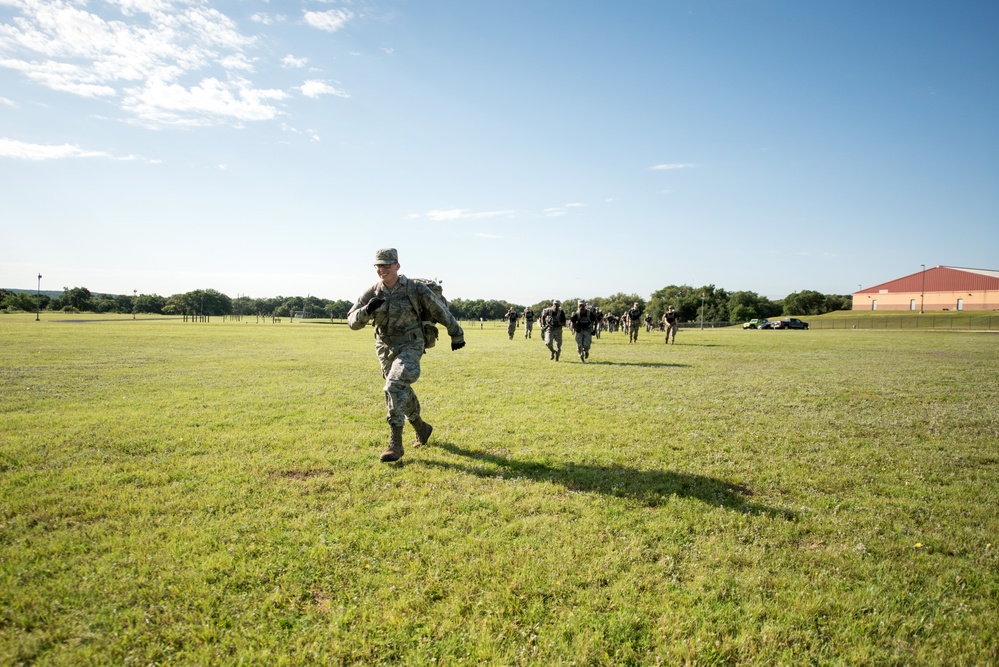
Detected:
left=856, top=266, right=999, bottom=294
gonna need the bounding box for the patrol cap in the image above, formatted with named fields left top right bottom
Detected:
left=552, top=299, right=561, bottom=305
left=374, top=248, right=398, bottom=265
left=578, top=300, right=586, bottom=306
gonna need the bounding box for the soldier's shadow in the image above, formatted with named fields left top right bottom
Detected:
left=420, top=443, right=796, bottom=519
left=585, top=360, right=690, bottom=368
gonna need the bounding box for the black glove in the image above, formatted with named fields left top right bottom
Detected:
left=451, top=338, right=465, bottom=351
left=364, top=298, right=385, bottom=315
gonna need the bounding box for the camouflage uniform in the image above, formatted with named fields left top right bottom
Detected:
left=540, top=300, right=566, bottom=361
left=626, top=305, right=642, bottom=343
left=663, top=307, right=678, bottom=344
left=505, top=308, right=518, bottom=339
left=348, top=249, right=464, bottom=461
left=523, top=307, right=535, bottom=338
left=569, top=301, right=596, bottom=362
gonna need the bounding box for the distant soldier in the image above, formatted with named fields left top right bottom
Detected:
left=569, top=300, right=597, bottom=362
left=347, top=248, right=465, bottom=462
left=625, top=302, right=643, bottom=343
left=663, top=305, right=678, bottom=344
left=505, top=306, right=518, bottom=340
left=540, top=299, right=567, bottom=361
left=523, top=306, right=535, bottom=339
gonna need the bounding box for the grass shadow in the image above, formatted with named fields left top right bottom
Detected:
left=662, top=342, right=724, bottom=348
left=582, top=360, right=690, bottom=368
left=421, top=443, right=796, bottom=519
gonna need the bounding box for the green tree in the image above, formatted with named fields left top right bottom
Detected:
left=730, top=303, right=756, bottom=323
left=325, top=299, right=353, bottom=319
left=783, top=290, right=825, bottom=316
left=824, top=294, right=852, bottom=312
left=726, top=290, right=781, bottom=322
left=63, top=286, right=94, bottom=312
left=135, top=294, right=165, bottom=314
left=167, top=289, right=232, bottom=316
left=591, top=293, right=644, bottom=320
left=648, top=285, right=698, bottom=323
left=0, top=290, right=45, bottom=312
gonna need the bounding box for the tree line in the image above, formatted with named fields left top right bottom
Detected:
left=1, top=285, right=852, bottom=322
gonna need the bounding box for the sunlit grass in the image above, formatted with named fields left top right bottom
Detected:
left=1, top=313, right=997, bottom=665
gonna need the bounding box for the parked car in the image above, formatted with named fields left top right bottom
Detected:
left=758, top=320, right=776, bottom=329
left=743, top=318, right=770, bottom=330
left=773, top=317, right=809, bottom=330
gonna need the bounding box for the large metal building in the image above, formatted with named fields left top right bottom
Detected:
left=853, top=266, right=999, bottom=312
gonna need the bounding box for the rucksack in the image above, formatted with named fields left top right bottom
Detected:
left=407, top=278, right=447, bottom=349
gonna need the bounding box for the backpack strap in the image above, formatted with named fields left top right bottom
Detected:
left=406, top=279, right=424, bottom=320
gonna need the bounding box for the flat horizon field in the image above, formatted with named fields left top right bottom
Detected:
left=1, top=314, right=997, bottom=665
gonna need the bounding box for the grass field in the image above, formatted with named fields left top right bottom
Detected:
left=2, top=314, right=997, bottom=665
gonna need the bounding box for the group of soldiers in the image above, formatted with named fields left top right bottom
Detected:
left=505, top=299, right=680, bottom=362
left=349, top=247, right=681, bottom=462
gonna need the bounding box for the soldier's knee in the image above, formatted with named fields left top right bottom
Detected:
left=384, top=379, right=410, bottom=395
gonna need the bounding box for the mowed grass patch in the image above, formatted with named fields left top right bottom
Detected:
left=1, top=314, right=997, bottom=665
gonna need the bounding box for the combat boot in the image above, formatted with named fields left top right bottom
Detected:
left=412, top=417, right=434, bottom=448
left=380, top=425, right=405, bottom=462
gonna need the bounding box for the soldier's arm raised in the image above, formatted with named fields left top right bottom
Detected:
left=347, top=287, right=379, bottom=330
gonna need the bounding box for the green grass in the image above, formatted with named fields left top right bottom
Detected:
left=2, top=314, right=998, bottom=665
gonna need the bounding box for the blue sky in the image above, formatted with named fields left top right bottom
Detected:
left=2, top=0, right=996, bottom=304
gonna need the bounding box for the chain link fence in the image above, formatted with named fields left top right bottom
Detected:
left=803, top=315, right=998, bottom=330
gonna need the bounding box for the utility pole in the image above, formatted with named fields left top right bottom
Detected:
left=36, top=273, right=42, bottom=321
left=920, top=264, right=925, bottom=314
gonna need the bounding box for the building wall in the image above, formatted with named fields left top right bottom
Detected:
left=853, top=290, right=998, bottom=311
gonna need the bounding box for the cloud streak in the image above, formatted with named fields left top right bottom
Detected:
left=649, top=163, right=695, bottom=170
left=298, top=80, right=350, bottom=99
left=415, top=209, right=515, bottom=221
left=303, top=9, right=353, bottom=33
left=0, top=137, right=150, bottom=161
left=0, top=0, right=342, bottom=127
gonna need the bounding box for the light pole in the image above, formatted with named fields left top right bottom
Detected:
left=36, top=273, right=42, bottom=321
left=700, top=292, right=705, bottom=330
left=920, top=264, right=925, bottom=314
left=133, top=289, right=137, bottom=319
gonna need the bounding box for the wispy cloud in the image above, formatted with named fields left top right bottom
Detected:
left=414, top=209, right=515, bottom=221
left=650, top=163, right=695, bottom=170
left=543, top=202, right=583, bottom=217
left=0, top=137, right=153, bottom=162
left=122, top=77, right=288, bottom=126
left=298, top=80, right=350, bottom=99
left=303, top=9, right=353, bottom=33
left=282, top=55, right=309, bottom=68
left=251, top=13, right=286, bottom=26
left=0, top=1, right=302, bottom=127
